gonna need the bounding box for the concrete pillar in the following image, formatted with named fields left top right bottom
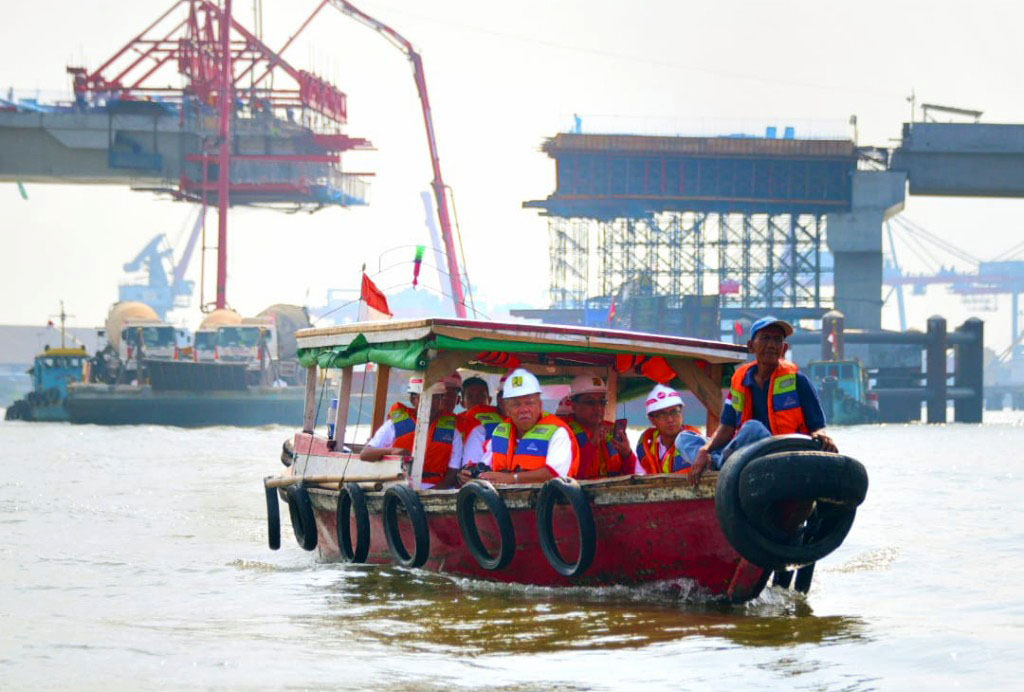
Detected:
left=954, top=318, right=984, bottom=423
left=821, top=310, right=845, bottom=360
left=826, top=171, right=907, bottom=329
left=926, top=316, right=947, bottom=424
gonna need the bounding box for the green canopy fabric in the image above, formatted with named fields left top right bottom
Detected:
left=297, top=330, right=736, bottom=395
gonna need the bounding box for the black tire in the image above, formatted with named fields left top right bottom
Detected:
left=382, top=484, right=430, bottom=568
left=286, top=483, right=318, bottom=551
left=739, top=450, right=867, bottom=534
left=716, top=434, right=843, bottom=571
left=265, top=482, right=281, bottom=551
left=337, top=482, right=371, bottom=563
left=535, top=477, right=596, bottom=578
left=457, top=480, right=516, bottom=571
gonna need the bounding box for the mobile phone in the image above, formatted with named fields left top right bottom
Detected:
left=614, top=418, right=628, bottom=439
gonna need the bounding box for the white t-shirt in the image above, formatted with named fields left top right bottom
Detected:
left=480, top=426, right=573, bottom=478
left=462, top=424, right=489, bottom=468
left=366, top=417, right=463, bottom=488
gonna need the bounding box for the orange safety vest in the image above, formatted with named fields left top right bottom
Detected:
left=637, top=426, right=701, bottom=475
left=489, top=413, right=581, bottom=478
left=388, top=402, right=418, bottom=450
left=388, top=403, right=457, bottom=485
left=421, top=415, right=458, bottom=485
left=568, top=418, right=625, bottom=479
left=729, top=360, right=809, bottom=435
left=456, top=404, right=503, bottom=440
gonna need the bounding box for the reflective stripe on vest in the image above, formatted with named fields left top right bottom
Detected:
left=638, top=427, right=694, bottom=475
left=729, top=360, right=808, bottom=435
left=571, top=418, right=623, bottom=479
left=456, top=405, right=502, bottom=440
left=422, top=415, right=457, bottom=483
left=389, top=402, right=417, bottom=450
left=490, top=413, right=580, bottom=477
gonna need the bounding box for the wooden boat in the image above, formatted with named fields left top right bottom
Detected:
left=262, top=318, right=868, bottom=602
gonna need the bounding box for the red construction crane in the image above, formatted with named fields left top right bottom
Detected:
left=325, top=0, right=469, bottom=317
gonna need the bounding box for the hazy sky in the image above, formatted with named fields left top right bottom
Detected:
left=2, top=0, right=1023, bottom=348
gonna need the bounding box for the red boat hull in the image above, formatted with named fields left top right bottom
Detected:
left=302, top=485, right=769, bottom=602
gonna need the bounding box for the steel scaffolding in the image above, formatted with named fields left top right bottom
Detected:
left=547, top=211, right=830, bottom=311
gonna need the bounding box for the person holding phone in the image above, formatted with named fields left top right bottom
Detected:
left=565, top=374, right=636, bottom=479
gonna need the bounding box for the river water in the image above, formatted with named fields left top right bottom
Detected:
left=2, top=414, right=1023, bottom=691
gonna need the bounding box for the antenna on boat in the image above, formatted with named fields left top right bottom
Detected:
left=48, top=300, right=73, bottom=349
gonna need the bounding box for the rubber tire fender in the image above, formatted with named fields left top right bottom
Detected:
left=264, top=481, right=281, bottom=550
left=336, top=482, right=371, bottom=563
left=382, top=484, right=430, bottom=568
left=280, top=438, right=295, bottom=467
left=739, top=450, right=868, bottom=534
left=457, top=480, right=516, bottom=571
left=715, top=434, right=822, bottom=571
left=535, top=477, right=597, bottom=578
left=286, top=482, right=318, bottom=551
left=736, top=450, right=865, bottom=567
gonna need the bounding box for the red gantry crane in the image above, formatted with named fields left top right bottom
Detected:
left=61, top=0, right=469, bottom=317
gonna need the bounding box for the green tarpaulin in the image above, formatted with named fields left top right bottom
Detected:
left=297, top=331, right=735, bottom=396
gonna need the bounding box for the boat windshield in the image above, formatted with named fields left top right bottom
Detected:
left=194, top=331, right=217, bottom=349
left=218, top=327, right=261, bottom=347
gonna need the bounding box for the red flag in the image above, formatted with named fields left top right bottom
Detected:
left=607, top=299, right=617, bottom=325
left=360, top=273, right=392, bottom=318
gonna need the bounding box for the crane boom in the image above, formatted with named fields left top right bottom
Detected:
left=327, top=0, right=468, bottom=317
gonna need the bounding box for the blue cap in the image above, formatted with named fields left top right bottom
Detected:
left=749, top=316, right=794, bottom=340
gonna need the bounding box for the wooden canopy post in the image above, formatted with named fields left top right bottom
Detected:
left=302, top=364, right=318, bottom=433
left=334, top=365, right=353, bottom=445
left=371, top=364, right=391, bottom=434
left=409, top=351, right=474, bottom=489
left=667, top=358, right=724, bottom=436
left=604, top=369, right=619, bottom=422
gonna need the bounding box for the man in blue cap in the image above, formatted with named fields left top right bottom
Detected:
left=681, top=316, right=836, bottom=484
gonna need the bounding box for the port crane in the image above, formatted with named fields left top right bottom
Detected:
left=119, top=208, right=205, bottom=319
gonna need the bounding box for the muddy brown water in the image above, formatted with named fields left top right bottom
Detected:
left=2, top=415, right=1023, bottom=690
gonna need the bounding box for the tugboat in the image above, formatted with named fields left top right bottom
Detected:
left=261, top=318, right=869, bottom=602
left=5, top=303, right=88, bottom=422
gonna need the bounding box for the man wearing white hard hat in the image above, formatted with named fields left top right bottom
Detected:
left=467, top=368, right=581, bottom=485
left=361, top=373, right=463, bottom=489
left=564, top=374, right=635, bottom=479
left=634, top=384, right=703, bottom=475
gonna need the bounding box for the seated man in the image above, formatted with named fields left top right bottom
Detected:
left=455, top=376, right=504, bottom=470
left=462, top=368, right=581, bottom=485
left=685, top=316, right=837, bottom=484
left=361, top=373, right=463, bottom=489
left=564, top=374, right=635, bottom=479
left=634, top=384, right=702, bottom=475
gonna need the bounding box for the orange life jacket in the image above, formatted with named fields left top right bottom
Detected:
left=729, top=360, right=808, bottom=435
left=388, top=402, right=418, bottom=450
left=489, top=413, right=581, bottom=478
left=456, top=404, right=503, bottom=440
left=637, top=426, right=701, bottom=475
left=421, top=415, right=458, bottom=486
left=568, top=418, right=625, bottom=479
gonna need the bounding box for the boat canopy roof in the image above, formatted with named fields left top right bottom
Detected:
left=296, top=318, right=747, bottom=398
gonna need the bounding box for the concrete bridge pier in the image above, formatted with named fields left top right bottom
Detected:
left=826, top=171, right=907, bottom=329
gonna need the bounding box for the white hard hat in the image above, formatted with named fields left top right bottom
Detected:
left=570, top=374, right=608, bottom=396
left=502, top=368, right=542, bottom=399
left=645, top=384, right=684, bottom=414
left=555, top=395, right=573, bottom=416
left=407, top=374, right=425, bottom=394
left=443, top=372, right=462, bottom=388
